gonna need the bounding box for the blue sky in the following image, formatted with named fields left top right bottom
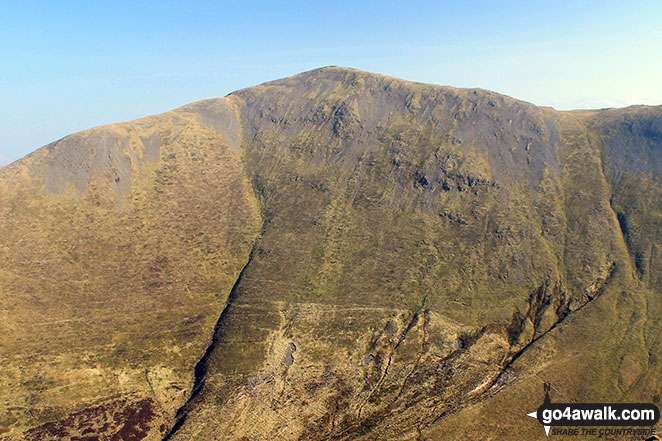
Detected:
left=1, top=0, right=661, bottom=163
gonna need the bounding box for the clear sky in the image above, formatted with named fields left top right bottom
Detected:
left=1, top=0, right=661, bottom=164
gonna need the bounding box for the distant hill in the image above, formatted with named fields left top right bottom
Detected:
left=1, top=67, right=661, bottom=440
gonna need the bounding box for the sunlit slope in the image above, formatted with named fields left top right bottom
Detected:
left=0, top=98, right=261, bottom=440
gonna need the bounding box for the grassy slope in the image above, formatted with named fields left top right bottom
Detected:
left=0, top=100, right=261, bottom=440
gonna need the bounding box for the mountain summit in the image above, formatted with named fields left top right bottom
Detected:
left=1, top=67, right=661, bottom=440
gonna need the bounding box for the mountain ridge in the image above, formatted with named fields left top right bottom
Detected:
left=3, top=66, right=660, bottom=190
left=1, top=67, right=661, bottom=441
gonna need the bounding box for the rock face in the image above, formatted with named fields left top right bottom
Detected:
left=0, top=67, right=661, bottom=440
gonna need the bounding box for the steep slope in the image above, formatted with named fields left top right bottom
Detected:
left=1, top=67, right=660, bottom=441
left=163, top=68, right=649, bottom=441
left=421, top=106, right=662, bottom=440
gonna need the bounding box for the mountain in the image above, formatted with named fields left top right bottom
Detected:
left=0, top=67, right=660, bottom=441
